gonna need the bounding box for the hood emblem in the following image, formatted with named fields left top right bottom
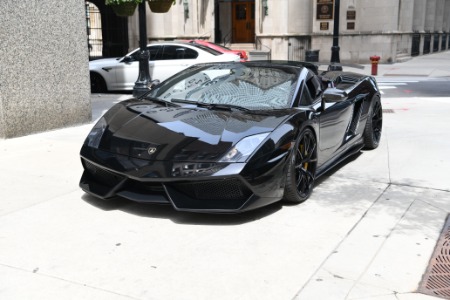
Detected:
left=147, top=147, right=157, bottom=155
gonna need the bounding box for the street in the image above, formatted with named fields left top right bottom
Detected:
left=378, top=77, right=450, bottom=97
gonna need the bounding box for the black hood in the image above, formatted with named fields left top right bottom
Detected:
left=98, top=100, right=291, bottom=162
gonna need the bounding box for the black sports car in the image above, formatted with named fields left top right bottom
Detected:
left=80, top=61, right=382, bottom=213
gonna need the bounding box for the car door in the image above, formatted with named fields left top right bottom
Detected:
left=150, top=45, right=199, bottom=82
left=113, top=45, right=163, bottom=90
left=305, top=73, right=354, bottom=164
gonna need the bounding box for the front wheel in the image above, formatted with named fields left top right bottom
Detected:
left=90, top=73, right=107, bottom=93
left=283, top=128, right=318, bottom=203
left=363, top=96, right=383, bottom=150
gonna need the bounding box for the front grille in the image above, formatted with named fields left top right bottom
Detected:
left=83, top=159, right=125, bottom=187
left=172, top=179, right=252, bottom=201
left=166, top=179, right=253, bottom=210
left=128, top=181, right=165, bottom=193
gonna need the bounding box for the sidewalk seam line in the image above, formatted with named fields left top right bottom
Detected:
left=0, top=263, right=140, bottom=300
left=291, top=183, right=392, bottom=300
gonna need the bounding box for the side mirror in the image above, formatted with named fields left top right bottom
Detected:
left=121, top=56, right=133, bottom=63
left=323, top=88, right=347, bottom=103
left=148, top=79, right=160, bottom=89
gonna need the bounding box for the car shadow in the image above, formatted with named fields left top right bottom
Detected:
left=81, top=151, right=363, bottom=225
left=315, top=151, right=363, bottom=186
left=81, top=193, right=282, bottom=226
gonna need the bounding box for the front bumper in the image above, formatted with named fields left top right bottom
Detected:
left=79, top=146, right=287, bottom=213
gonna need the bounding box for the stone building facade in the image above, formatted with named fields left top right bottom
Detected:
left=120, top=0, right=450, bottom=64
left=1, top=0, right=91, bottom=138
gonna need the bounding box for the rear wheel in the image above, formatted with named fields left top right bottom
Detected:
left=283, top=128, right=318, bottom=203
left=90, top=73, right=107, bottom=93
left=363, top=96, right=383, bottom=149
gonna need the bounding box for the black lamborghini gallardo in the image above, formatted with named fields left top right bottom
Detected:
left=80, top=61, right=382, bottom=213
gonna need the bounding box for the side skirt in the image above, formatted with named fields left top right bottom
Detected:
left=315, top=142, right=364, bottom=179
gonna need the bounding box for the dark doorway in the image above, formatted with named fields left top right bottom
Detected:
left=441, top=34, right=447, bottom=50
left=433, top=33, right=440, bottom=52
left=85, top=0, right=129, bottom=59
left=423, top=33, right=431, bottom=54
left=411, top=33, right=420, bottom=57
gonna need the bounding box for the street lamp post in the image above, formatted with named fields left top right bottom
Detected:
left=329, top=0, right=342, bottom=71
left=133, top=1, right=152, bottom=98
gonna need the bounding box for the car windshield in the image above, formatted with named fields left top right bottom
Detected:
left=147, top=63, right=300, bottom=110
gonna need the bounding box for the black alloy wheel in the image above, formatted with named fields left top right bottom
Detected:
left=283, top=128, right=318, bottom=203
left=90, top=73, right=107, bottom=93
left=363, top=96, right=383, bottom=149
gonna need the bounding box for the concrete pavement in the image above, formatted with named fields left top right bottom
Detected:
left=1, top=51, right=450, bottom=300
left=344, top=50, right=450, bottom=78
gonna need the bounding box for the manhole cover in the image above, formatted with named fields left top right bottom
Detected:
left=419, top=215, right=450, bottom=299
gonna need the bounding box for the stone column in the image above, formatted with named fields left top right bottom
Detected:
left=444, top=0, right=450, bottom=32
left=413, top=0, right=426, bottom=31
left=398, top=0, right=415, bottom=32
left=0, top=0, right=91, bottom=139
left=413, top=0, right=427, bottom=55
left=436, top=0, right=445, bottom=31
left=425, top=0, right=437, bottom=32
left=445, top=0, right=450, bottom=49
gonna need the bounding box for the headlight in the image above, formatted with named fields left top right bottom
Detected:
left=220, top=132, right=269, bottom=163
left=85, top=117, right=107, bottom=148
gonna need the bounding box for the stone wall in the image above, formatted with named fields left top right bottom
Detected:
left=124, top=0, right=450, bottom=64
left=0, top=0, right=91, bottom=138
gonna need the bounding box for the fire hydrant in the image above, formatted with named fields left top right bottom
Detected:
left=370, top=55, right=381, bottom=76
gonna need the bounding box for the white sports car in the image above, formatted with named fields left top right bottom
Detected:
left=89, top=42, right=241, bottom=92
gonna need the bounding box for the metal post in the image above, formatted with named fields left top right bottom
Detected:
left=214, top=0, right=221, bottom=43
left=329, top=0, right=342, bottom=71
left=133, top=1, right=152, bottom=98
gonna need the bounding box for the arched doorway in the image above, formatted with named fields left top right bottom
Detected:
left=84, top=0, right=129, bottom=59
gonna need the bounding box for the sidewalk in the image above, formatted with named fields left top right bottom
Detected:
left=344, top=50, right=450, bottom=78
left=0, top=51, right=449, bottom=300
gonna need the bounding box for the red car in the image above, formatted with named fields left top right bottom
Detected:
left=186, top=40, right=248, bottom=61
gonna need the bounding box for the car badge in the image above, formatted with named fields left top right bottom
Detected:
left=147, top=147, right=157, bottom=155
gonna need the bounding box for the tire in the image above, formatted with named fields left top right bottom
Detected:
left=90, top=73, right=107, bottom=93
left=363, top=96, right=383, bottom=150
left=283, top=128, right=318, bottom=203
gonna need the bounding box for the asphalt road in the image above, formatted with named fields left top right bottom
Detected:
left=378, top=77, right=450, bottom=97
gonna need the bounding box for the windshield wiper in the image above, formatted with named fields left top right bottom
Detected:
left=171, top=98, right=197, bottom=105
left=144, top=97, right=179, bottom=107
left=199, top=103, right=251, bottom=112
left=171, top=99, right=250, bottom=112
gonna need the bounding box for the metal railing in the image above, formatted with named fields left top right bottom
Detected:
left=255, top=36, right=271, bottom=60
left=222, top=30, right=232, bottom=47
left=85, top=1, right=103, bottom=60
